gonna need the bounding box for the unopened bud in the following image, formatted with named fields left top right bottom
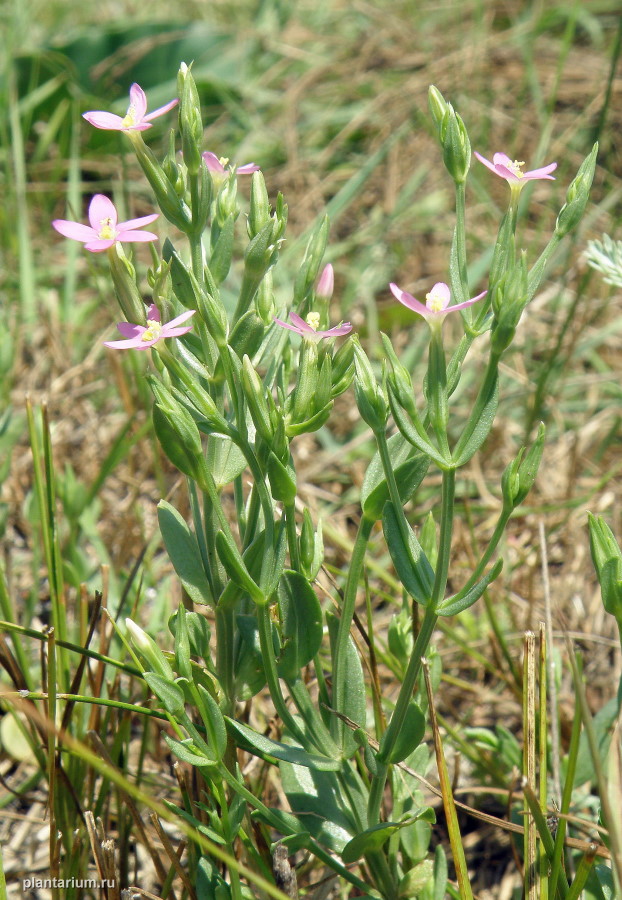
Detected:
left=555, top=143, right=598, bottom=238
left=316, top=263, right=334, bottom=300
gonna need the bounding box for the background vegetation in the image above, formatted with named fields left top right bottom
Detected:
left=0, top=1, right=621, bottom=897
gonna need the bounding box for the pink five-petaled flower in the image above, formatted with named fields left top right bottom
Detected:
left=390, top=281, right=487, bottom=322
left=104, top=304, right=195, bottom=351
left=274, top=312, right=352, bottom=341
left=83, top=83, right=178, bottom=132
left=202, top=151, right=260, bottom=176
left=474, top=151, right=557, bottom=186
left=52, top=194, right=159, bottom=253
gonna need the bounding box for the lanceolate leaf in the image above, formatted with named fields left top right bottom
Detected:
left=437, top=558, right=503, bottom=616
left=276, top=570, right=323, bottom=680
left=226, top=718, right=340, bottom=771
left=157, top=500, right=214, bottom=606
left=382, top=501, right=434, bottom=605
left=452, top=371, right=499, bottom=467
left=361, top=432, right=429, bottom=522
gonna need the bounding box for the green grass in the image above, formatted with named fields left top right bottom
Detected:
left=1, top=1, right=621, bottom=898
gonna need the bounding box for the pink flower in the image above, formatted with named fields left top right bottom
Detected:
left=104, top=304, right=195, bottom=351
left=390, top=281, right=487, bottom=321
left=474, top=152, right=557, bottom=186
left=83, top=83, right=178, bottom=132
left=316, top=264, right=334, bottom=301
left=52, top=194, right=159, bottom=252
left=202, top=151, right=260, bottom=176
left=274, top=312, right=352, bottom=341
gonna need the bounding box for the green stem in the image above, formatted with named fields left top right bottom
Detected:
left=284, top=502, right=300, bottom=571
left=367, top=468, right=455, bottom=825
left=331, top=516, right=374, bottom=746
left=454, top=181, right=469, bottom=307
left=256, top=604, right=307, bottom=747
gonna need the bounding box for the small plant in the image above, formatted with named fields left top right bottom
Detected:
left=2, top=62, right=618, bottom=900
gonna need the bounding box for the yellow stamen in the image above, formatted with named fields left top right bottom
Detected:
left=425, top=287, right=446, bottom=312
left=98, top=217, right=116, bottom=240
left=509, top=159, right=526, bottom=178
left=141, top=320, right=162, bottom=342
left=121, top=105, right=137, bottom=129
left=219, top=156, right=230, bottom=168
left=306, top=312, right=321, bottom=331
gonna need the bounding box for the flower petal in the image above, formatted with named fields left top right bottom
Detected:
left=161, top=325, right=194, bottom=338
left=82, top=111, right=125, bottom=130
left=492, top=152, right=514, bottom=169
left=202, top=152, right=226, bottom=174
left=162, top=309, right=196, bottom=329
left=389, top=283, right=431, bottom=318
left=52, top=220, right=97, bottom=242
left=116, top=322, right=145, bottom=338
left=115, top=229, right=159, bottom=243
left=88, top=194, right=117, bottom=231
left=117, top=213, right=159, bottom=230
left=273, top=317, right=304, bottom=335
left=473, top=152, right=500, bottom=175
left=83, top=239, right=116, bottom=252
left=288, top=312, right=316, bottom=333
left=235, top=162, right=260, bottom=174
left=128, top=83, right=148, bottom=121
left=321, top=322, right=352, bottom=337
left=524, top=162, right=557, bottom=180
left=103, top=336, right=148, bottom=349
left=143, top=98, right=179, bottom=122
left=446, top=290, right=487, bottom=311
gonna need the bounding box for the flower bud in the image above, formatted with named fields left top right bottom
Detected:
left=126, top=617, right=175, bottom=680
left=555, top=142, right=598, bottom=238
left=501, top=423, right=545, bottom=512
left=428, top=85, right=449, bottom=136
left=353, top=339, right=388, bottom=432
left=293, top=216, right=330, bottom=309
left=177, top=63, right=204, bottom=176
left=248, top=171, right=271, bottom=239
left=241, top=355, right=274, bottom=444
left=316, top=263, right=334, bottom=301
left=107, top=244, right=146, bottom=324
left=131, top=135, right=191, bottom=231
left=440, top=105, right=471, bottom=184
left=588, top=513, right=622, bottom=623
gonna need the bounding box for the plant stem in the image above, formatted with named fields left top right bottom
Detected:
left=331, top=516, right=374, bottom=747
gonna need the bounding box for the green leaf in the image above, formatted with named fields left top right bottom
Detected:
left=197, top=685, right=227, bottom=760
left=279, top=763, right=359, bottom=852
left=327, top=613, right=366, bottom=758
left=361, top=433, right=429, bottom=522
left=452, top=371, right=499, bottom=467
left=398, top=858, right=435, bottom=898
left=169, top=610, right=211, bottom=660
left=437, top=559, right=503, bottom=616
left=163, top=734, right=217, bottom=767
left=277, top=571, right=323, bottom=680
left=210, top=436, right=247, bottom=490
left=158, top=500, right=214, bottom=607
left=382, top=501, right=434, bottom=605
left=144, top=672, right=185, bottom=716
left=215, top=530, right=264, bottom=604
left=209, top=213, right=236, bottom=283
left=380, top=700, right=425, bottom=764
left=341, top=822, right=401, bottom=864
left=225, top=718, right=340, bottom=771
left=267, top=451, right=297, bottom=504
